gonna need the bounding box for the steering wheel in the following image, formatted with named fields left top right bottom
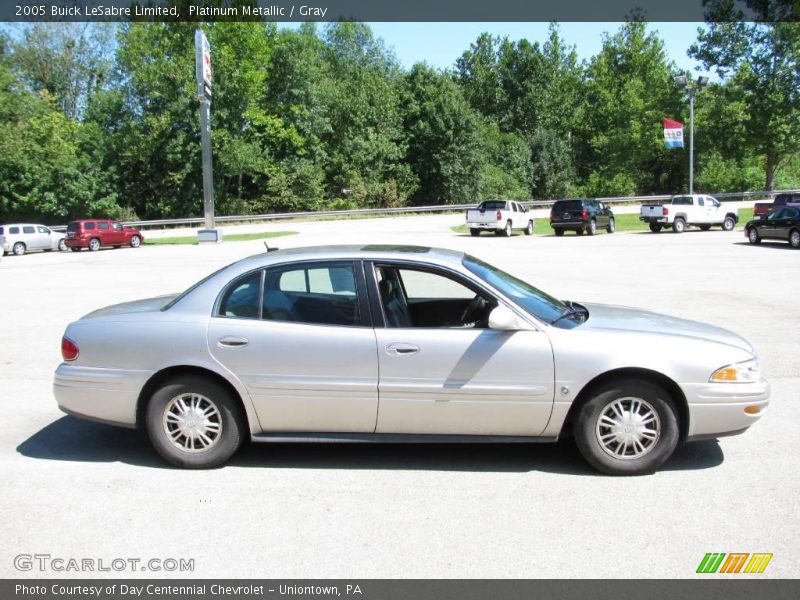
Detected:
left=460, top=294, right=486, bottom=325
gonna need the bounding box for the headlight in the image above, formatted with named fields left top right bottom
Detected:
left=709, top=358, right=760, bottom=383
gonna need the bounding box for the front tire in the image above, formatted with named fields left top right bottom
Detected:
left=574, top=379, right=679, bottom=475
left=747, top=227, right=761, bottom=245
left=524, top=220, right=534, bottom=236
left=673, top=218, right=686, bottom=234
left=146, top=375, right=246, bottom=469
left=12, top=242, right=26, bottom=256
left=790, top=228, right=800, bottom=249
left=722, top=216, right=736, bottom=231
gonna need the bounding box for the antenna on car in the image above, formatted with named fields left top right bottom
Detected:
left=263, top=242, right=278, bottom=252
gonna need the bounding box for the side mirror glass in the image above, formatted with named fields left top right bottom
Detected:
left=488, top=305, right=523, bottom=331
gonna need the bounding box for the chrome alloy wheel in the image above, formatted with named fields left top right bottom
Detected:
left=595, top=397, right=660, bottom=460
left=162, top=393, right=222, bottom=453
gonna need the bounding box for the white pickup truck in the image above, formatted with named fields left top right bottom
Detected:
left=639, top=194, right=738, bottom=233
left=465, top=200, right=534, bottom=237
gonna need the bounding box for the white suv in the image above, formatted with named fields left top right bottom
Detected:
left=0, top=224, right=67, bottom=256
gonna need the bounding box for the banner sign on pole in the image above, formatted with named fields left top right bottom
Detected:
left=663, top=118, right=684, bottom=149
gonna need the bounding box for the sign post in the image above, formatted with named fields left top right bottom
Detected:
left=195, top=29, right=221, bottom=243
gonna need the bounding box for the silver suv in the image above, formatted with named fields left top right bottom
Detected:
left=0, top=224, right=67, bottom=256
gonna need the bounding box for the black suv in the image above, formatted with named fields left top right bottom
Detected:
left=550, top=199, right=615, bottom=236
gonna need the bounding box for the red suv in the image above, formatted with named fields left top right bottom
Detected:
left=65, top=220, right=144, bottom=252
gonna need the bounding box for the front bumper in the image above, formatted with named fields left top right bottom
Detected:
left=683, top=378, right=770, bottom=440
left=53, top=364, right=153, bottom=428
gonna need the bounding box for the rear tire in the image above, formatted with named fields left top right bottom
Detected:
left=747, top=227, right=761, bottom=245
left=130, top=235, right=141, bottom=248
left=576, top=228, right=584, bottom=236
left=12, top=242, right=26, bottom=256
left=88, top=238, right=101, bottom=251
left=554, top=229, right=564, bottom=237
left=574, top=379, right=679, bottom=476
left=790, top=229, right=800, bottom=249
left=673, top=218, right=686, bottom=234
left=607, top=218, right=616, bottom=234
left=146, top=375, right=246, bottom=469
left=649, top=223, right=662, bottom=233
left=524, top=220, right=534, bottom=236
left=58, top=239, right=67, bottom=251
left=469, top=228, right=480, bottom=237
left=587, top=219, right=597, bottom=236
left=503, top=220, right=512, bottom=237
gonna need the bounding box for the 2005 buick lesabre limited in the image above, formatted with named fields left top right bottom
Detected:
left=54, top=245, right=769, bottom=475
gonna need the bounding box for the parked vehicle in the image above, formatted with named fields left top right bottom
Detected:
left=465, top=200, right=534, bottom=237
left=64, top=219, right=143, bottom=252
left=0, top=224, right=66, bottom=255
left=640, top=194, right=738, bottom=233
left=744, top=206, right=800, bottom=248
left=752, top=192, right=800, bottom=218
left=54, top=245, right=769, bottom=475
left=549, top=199, right=615, bottom=236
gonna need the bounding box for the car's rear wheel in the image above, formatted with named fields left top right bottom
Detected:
left=587, top=219, right=597, bottom=236
left=649, top=223, right=662, bottom=233
left=130, top=235, right=141, bottom=248
left=88, top=238, right=101, bottom=251
left=673, top=218, right=686, bottom=234
left=747, top=227, right=761, bottom=245
left=576, top=227, right=584, bottom=236
left=58, top=239, right=67, bottom=251
left=554, top=229, right=564, bottom=237
left=503, top=220, right=512, bottom=237
left=722, top=216, right=736, bottom=231
left=146, top=375, right=246, bottom=468
left=469, top=228, right=480, bottom=237
left=607, top=218, right=616, bottom=234
left=574, top=379, right=679, bottom=475
left=790, top=229, right=800, bottom=249
left=524, top=220, right=534, bottom=236
left=12, top=242, right=26, bottom=256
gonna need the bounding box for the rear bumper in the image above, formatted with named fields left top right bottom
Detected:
left=466, top=222, right=502, bottom=230
left=683, top=378, right=770, bottom=440
left=550, top=221, right=586, bottom=229
left=53, top=364, right=153, bottom=428
left=64, top=238, right=89, bottom=248
left=640, top=216, right=669, bottom=223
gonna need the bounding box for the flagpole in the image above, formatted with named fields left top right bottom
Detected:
left=689, top=92, right=694, bottom=194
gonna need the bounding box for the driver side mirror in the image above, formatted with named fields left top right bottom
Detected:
left=488, top=305, right=524, bottom=331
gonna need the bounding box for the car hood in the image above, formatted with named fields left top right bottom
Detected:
left=577, top=302, right=754, bottom=354
left=81, top=294, right=179, bottom=319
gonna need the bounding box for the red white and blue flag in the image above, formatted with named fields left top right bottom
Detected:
left=663, top=118, right=684, bottom=149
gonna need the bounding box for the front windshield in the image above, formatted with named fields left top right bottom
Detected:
left=462, top=255, right=570, bottom=325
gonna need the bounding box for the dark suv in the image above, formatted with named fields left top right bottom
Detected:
left=550, top=199, right=615, bottom=236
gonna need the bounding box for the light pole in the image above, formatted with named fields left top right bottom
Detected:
left=675, top=75, right=709, bottom=194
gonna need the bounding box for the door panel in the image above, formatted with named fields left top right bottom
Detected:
left=209, top=318, right=379, bottom=432
left=374, top=328, right=555, bottom=436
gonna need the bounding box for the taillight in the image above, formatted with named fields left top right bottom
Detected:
left=582, top=209, right=588, bottom=221
left=496, top=210, right=502, bottom=221
left=61, top=337, right=79, bottom=361
left=663, top=207, right=669, bottom=216
left=550, top=207, right=555, bottom=222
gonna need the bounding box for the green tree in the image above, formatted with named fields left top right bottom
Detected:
left=689, top=4, right=800, bottom=189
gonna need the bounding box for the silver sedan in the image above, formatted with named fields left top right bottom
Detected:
left=53, top=245, right=769, bottom=474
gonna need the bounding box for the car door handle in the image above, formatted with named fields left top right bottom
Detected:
left=218, top=336, right=249, bottom=348
left=385, top=343, right=420, bottom=356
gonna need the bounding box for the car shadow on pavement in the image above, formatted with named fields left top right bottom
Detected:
left=732, top=241, right=797, bottom=251
left=18, top=416, right=725, bottom=475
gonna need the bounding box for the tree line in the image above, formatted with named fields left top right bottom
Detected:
left=0, top=11, right=798, bottom=223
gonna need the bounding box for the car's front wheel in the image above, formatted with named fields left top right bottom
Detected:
left=146, top=375, right=246, bottom=468
left=574, top=379, right=679, bottom=475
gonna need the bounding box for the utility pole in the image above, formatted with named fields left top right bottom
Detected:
left=195, top=29, right=221, bottom=243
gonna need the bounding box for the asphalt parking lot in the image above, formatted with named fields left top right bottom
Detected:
left=1, top=214, right=798, bottom=578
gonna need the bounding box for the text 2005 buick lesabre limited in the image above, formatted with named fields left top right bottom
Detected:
left=54, top=245, right=769, bottom=475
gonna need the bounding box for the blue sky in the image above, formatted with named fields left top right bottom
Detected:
left=288, top=22, right=710, bottom=74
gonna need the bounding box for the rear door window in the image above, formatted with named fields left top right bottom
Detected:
left=23, top=226, right=35, bottom=234
left=9, top=227, right=20, bottom=234
left=98, top=222, right=109, bottom=230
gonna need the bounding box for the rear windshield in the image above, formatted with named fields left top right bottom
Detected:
left=552, top=200, right=582, bottom=211
left=672, top=196, right=694, bottom=205
left=0, top=227, right=3, bottom=235
left=67, top=222, right=80, bottom=232
left=477, top=201, right=507, bottom=211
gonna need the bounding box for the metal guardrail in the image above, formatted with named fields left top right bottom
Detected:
left=48, top=189, right=798, bottom=232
